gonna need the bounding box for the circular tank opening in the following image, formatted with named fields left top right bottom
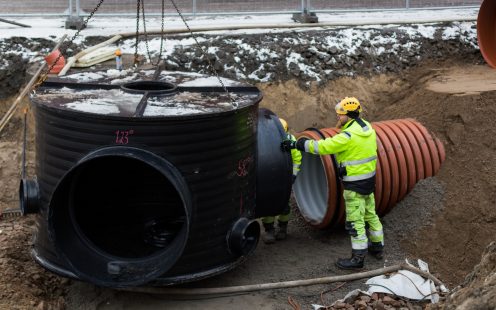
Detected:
left=121, top=80, right=177, bottom=95
left=49, top=149, right=191, bottom=286
left=293, top=153, right=328, bottom=224
left=69, top=156, right=186, bottom=258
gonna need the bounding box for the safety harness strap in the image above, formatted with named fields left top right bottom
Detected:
left=355, top=118, right=370, bottom=131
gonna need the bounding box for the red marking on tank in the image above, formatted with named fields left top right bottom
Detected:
left=236, top=156, right=254, bottom=177
left=115, top=130, right=134, bottom=145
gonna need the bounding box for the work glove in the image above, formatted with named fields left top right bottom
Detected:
left=280, top=139, right=296, bottom=151
left=295, top=138, right=308, bottom=152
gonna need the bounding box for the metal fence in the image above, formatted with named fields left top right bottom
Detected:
left=0, top=0, right=482, bottom=16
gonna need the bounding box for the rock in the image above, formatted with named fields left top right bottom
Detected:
left=216, top=50, right=226, bottom=59
left=354, top=299, right=368, bottom=309
left=213, top=62, right=224, bottom=72
left=256, top=70, right=266, bottom=79
left=329, top=46, right=339, bottom=54
left=334, top=301, right=347, bottom=308
left=371, top=300, right=385, bottom=310
left=382, top=295, right=395, bottom=305
left=36, top=301, right=46, bottom=310
left=447, top=123, right=465, bottom=145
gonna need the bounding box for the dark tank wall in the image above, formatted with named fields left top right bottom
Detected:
left=32, top=95, right=260, bottom=286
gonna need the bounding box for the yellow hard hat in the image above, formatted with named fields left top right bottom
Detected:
left=279, top=118, right=288, bottom=132
left=335, top=97, right=362, bottom=115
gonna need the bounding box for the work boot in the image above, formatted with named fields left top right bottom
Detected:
left=335, top=251, right=365, bottom=270
left=368, top=242, right=384, bottom=260
left=262, top=223, right=276, bottom=244
left=275, top=222, right=288, bottom=240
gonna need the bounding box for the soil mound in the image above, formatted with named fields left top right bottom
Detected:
left=440, top=242, right=496, bottom=309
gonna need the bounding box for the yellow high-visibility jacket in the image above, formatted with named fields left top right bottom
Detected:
left=303, top=118, right=377, bottom=194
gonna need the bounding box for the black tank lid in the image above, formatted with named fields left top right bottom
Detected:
left=34, top=69, right=262, bottom=119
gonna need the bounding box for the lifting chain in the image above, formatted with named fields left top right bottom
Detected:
left=141, top=0, right=166, bottom=66
left=33, top=0, right=105, bottom=91
left=168, top=0, right=237, bottom=108
left=134, top=0, right=141, bottom=66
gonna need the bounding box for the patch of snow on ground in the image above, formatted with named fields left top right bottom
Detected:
left=399, top=24, right=437, bottom=39
left=119, top=37, right=207, bottom=58
left=0, top=58, right=8, bottom=69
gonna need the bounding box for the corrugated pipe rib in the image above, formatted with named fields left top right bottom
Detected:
left=293, top=119, right=445, bottom=229
left=478, top=0, right=496, bottom=68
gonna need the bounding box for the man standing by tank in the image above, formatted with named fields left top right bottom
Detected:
left=261, top=118, right=302, bottom=244
left=281, top=97, right=384, bottom=269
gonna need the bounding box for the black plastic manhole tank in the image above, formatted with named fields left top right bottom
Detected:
left=21, top=68, right=292, bottom=287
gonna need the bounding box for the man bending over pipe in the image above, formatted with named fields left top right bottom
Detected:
left=282, top=97, right=384, bottom=270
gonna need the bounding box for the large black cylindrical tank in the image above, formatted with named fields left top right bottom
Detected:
left=24, top=69, right=290, bottom=287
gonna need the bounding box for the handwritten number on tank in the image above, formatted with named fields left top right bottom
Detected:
left=115, top=130, right=134, bottom=144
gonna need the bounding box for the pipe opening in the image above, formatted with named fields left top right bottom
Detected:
left=19, top=178, right=40, bottom=215
left=69, top=156, right=186, bottom=258
left=227, top=218, right=260, bottom=256
left=49, top=149, right=191, bottom=286
left=293, top=153, right=328, bottom=225
left=121, top=81, right=177, bottom=95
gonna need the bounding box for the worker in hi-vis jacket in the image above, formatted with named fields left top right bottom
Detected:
left=282, top=97, right=384, bottom=270
left=261, top=118, right=302, bottom=244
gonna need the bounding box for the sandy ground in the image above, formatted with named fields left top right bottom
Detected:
left=1, top=59, right=495, bottom=309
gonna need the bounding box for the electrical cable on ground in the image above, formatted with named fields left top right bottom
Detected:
left=320, top=282, right=347, bottom=307
left=288, top=296, right=302, bottom=310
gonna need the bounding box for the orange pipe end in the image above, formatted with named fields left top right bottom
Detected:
left=44, top=49, right=66, bottom=74
left=478, top=0, right=496, bottom=68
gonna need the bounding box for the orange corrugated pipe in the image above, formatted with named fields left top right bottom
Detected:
left=477, top=0, right=496, bottom=68
left=293, top=119, right=445, bottom=229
